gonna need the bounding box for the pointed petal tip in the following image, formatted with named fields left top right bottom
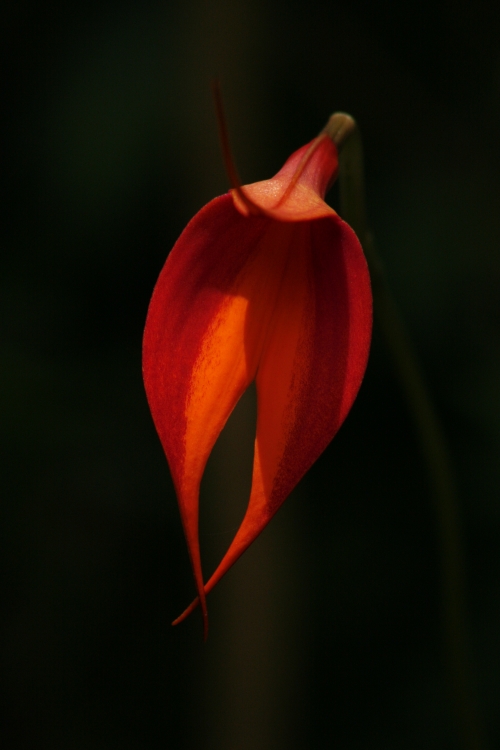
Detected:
left=172, top=594, right=207, bottom=640
left=172, top=595, right=201, bottom=627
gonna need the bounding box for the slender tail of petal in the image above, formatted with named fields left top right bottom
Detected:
left=172, top=473, right=271, bottom=627
left=176, top=483, right=209, bottom=638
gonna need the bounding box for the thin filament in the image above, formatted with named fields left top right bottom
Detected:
left=211, top=80, right=261, bottom=215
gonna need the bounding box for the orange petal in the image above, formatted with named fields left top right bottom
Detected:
left=172, top=212, right=372, bottom=625
left=144, top=195, right=351, bottom=635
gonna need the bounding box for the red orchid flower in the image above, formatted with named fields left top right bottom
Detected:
left=143, top=107, right=372, bottom=639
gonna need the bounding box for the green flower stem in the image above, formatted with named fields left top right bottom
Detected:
left=334, top=115, right=487, bottom=750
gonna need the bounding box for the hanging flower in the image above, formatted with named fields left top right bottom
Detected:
left=143, top=108, right=372, bottom=638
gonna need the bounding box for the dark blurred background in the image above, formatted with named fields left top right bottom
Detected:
left=2, top=1, right=500, bottom=748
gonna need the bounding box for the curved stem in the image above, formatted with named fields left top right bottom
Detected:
left=336, top=118, right=487, bottom=750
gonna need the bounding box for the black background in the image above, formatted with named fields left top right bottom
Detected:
left=2, top=1, right=500, bottom=747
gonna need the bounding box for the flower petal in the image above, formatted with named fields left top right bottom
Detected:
left=173, top=213, right=372, bottom=624
left=143, top=194, right=320, bottom=631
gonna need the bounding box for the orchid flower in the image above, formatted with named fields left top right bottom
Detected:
left=142, top=106, right=372, bottom=638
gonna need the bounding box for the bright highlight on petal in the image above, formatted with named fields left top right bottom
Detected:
left=142, top=112, right=372, bottom=638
